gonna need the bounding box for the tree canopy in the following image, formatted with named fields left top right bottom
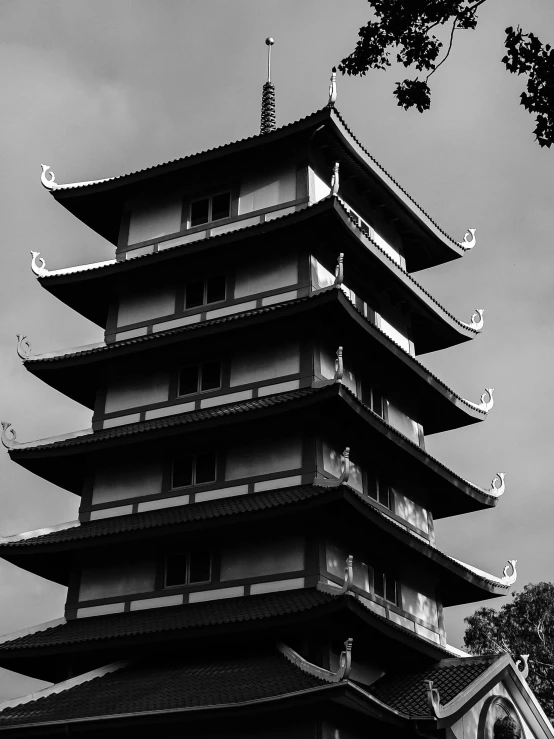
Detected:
left=464, top=582, right=554, bottom=719
left=339, top=1, right=554, bottom=147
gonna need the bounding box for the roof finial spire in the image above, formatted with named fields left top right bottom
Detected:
left=261, top=38, right=276, bottom=134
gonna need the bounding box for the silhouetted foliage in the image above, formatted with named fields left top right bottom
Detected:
left=464, top=583, right=554, bottom=719
left=339, top=1, right=554, bottom=147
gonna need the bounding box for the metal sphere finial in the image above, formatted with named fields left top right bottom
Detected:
left=266, top=37, right=274, bottom=46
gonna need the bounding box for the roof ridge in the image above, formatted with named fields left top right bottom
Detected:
left=47, top=108, right=329, bottom=193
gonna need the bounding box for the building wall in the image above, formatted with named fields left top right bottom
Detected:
left=234, top=254, right=298, bottom=299
left=386, top=400, right=420, bottom=444
left=230, top=341, right=300, bottom=386
left=392, top=488, right=429, bottom=534
left=104, top=371, right=169, bottom=413
left=220, top=536, right=304, bottom=581
left=127, top=193, right=183, bottom=246
left=226, top=436, right=302, bottom=481
left=117, top=285, right=176, bottom=327
left=79, top=559, right=156, bottom=601
left=238, top=166, right=297, bottom=215
left=92, top=460, right=163, bottom=505
left=401, top=582, right=438, bottom=626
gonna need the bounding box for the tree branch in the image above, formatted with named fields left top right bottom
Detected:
left=426, top=16, right=458, bottom=81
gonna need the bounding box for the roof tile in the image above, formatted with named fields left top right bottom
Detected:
left=368, top=657, right=495, bottom=717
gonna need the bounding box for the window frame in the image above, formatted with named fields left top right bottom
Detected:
left=164, top=550, right=212, bottom=589
left=177, top=360, right=222, bottom=398
left=188, top=190, right=232, bottom=228
left=184, top=274, right=227, bottom=311
left=373, top=569, right=398, bottom=606
left=170, top=451, right=218, bottom=490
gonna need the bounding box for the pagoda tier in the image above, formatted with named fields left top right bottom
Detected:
left=5, top=382, right=500, bottom=518
left=22, top=288, right=487, bottom=436
left=0, top=586, right=454, bottom=683
left=0, top=480, right=511, bottom=601
left=42, top=107, right=472, bottom=272
left=31, top=199, right=479, bottom=354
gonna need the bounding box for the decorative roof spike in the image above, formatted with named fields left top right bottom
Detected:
left=30, top=251, right=48, bottom=278
left=40, top=165, right=57, bottom=190
left=328, top=66, right=337, bottom=107
left=477, top=387, right=494, bottom=412
left=260, top=38, right=276, bottom=135
left=425, top=680, right=442, bottom=717
left=338, top=638, right=353, bottom=680
left=1, top=422, right=17, bottom=449
left=16, top=335, right=32, bottom=361
left=500, top=559, right=517, bottom=586
left=489, top=472, right=506, bottom=497
left=334, top=253, right=344, bottom=286
left=459, top=228, right=476, bottom=250
left=316, top=554, right=354, bottom=595
left=334, top=347, right=344, bottom=382
left=331, top=162, right=340, bottom=196
left=338, top=447, right=350, bottom=484
left=515, top=654, right=530, bottom=680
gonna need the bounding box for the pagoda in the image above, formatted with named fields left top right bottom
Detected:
left=0, top=49, right=551, bottom=739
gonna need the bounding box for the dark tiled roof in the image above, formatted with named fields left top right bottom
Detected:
left=52, top=109, right=329, bottom=193
left=0, top=484, right=326, bottom=547
left=0, top=589, right=334, bottom=651
left=0, top=650, right=327, bottom=727
left=12, top=387, right=321, bottom=452
left=368, top=656, right=496, bottom=717
left=26, top=291, right=325, bottom=363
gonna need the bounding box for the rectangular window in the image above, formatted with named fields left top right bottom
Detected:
left=374, top=569, right=397, bottom=605
left=189, top=192, right=231, bottom=228
left=185, top=275, right=226, bottom=310
left=171, top=452, right=217, bottom=489
left=178, top=361, right=221, bottom=397
left=165, top=551, right=211, bottom=587
left=368, top=478, right=391, bottom=509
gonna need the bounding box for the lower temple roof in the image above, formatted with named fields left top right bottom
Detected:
left=0, top=647, right=510, bottom=732
left=0, top=650, right=329, bottom=729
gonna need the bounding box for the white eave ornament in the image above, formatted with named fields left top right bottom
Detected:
left=40, top=165, right=57, bottom=191
left=458, top=228, right=476, bottom=250
left=489, top=472, right=506, bottom=497
left=31, top=251, right=48, bottom=278
left=500, top=559, right=517, bottom=586
left=461, top=309, right=484, bottom=331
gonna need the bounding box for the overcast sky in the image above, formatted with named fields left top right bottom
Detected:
left=1, top=0, right=553, bottom=700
